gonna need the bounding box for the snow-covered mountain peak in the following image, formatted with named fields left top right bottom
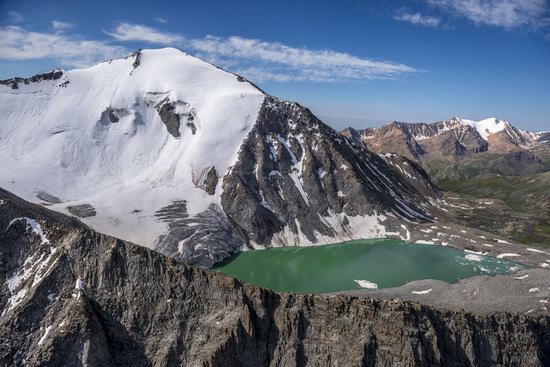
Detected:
left=0, top=48, right=265, bottom=246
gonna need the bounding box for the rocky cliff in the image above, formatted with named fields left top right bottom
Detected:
left=1, top=188, right=549, bottom=367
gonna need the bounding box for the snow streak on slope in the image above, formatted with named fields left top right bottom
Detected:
left=0, top=48, right=264, bottom=247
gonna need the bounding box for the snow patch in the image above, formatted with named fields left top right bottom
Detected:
left=457, top=117, right=508, bottom=140
left=513, top=274, right=528, bottom=280
left=6, top=217, right=49, bottom=244
left=412, top=288, right=432, bottom=295
left=415, top=240, right=434, bottom=245
left=496, top=253, right=520, bottom=259
left=37, top=325, right=52, bottom=346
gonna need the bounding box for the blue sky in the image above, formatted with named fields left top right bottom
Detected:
left=1, top=0, right=549, bottom=131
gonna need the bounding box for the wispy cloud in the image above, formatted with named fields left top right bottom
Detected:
left=394, top=10, right=441, bottom=27
left=1, top=21, right=420, bottom=83
left=154, top=17, right=168, bottom=24
left=0, top=26, right=128, bottom=68
left=7, top=11, right=24, bottom=23
left=426, top=0, right=549, bottom=29
left=191, top=35, right=420, bottom=82
left=52, top=20, right=75, bottom=32
left=103, top=22, right=420, bottom=82
left=104, top=23, right=183, bottom=44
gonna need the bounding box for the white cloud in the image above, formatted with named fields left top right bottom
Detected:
left=52, top=20, right=75, bottom=32
left=7, top=11, right=24, bottom=23
left=104, top=23, right=184, bottom=44
left=155, top=17, right=168, bottom=24
left=102, top=23, right=419, bottom=82
left=2, top=22, right=420, bottom=83
left=189, top=35, right=419, bottom=82
left=394, top=10, right=441, bottom=27
left=0, top=26, right=128, bottom=67
left=427, top=0, right=549, bottom=29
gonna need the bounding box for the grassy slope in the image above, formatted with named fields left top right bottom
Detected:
left=440, top=172, right=550, bottom=247
left=424, top=152, right=549, bottom=182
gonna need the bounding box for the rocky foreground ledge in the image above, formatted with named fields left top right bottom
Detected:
left=1, top=187, right=549, bottom=366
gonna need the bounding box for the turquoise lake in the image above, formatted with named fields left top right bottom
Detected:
left=213, top=239, right=524, bottom=294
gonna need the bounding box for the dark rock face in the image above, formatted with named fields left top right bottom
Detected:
left=205, top=167, right=218, bottom=195
left=0, top=70, right=63, bottom=89
left=221, top=97, right=433, bottom=246
left=67, top=204, right=96, bottom=218
left=157, top=100, right=181, bottom=138
left=154, top=204, right=245, bottom=268
left=108, top=108, right=119, bottom=123
left=377, top=153, right=439, bottom=197
left=151, top=97, right=438, bottom=268
left=186, top=109, right=197, bottom=134
left=99, top=107, right=131, bottom=125
left=155, top=98, right=198, bottom=137
left=132, top=50, right=142, bottom=69
left=1, top=188, right=549, bottom=367
left=35, top=191, right=63, bottom=205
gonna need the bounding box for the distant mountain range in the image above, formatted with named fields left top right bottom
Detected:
left=342, top=117, right=550, bottom=181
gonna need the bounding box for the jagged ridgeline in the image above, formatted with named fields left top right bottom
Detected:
left=342, top=118, right=550, bottom=181
left=0, top=48, right=438, bottom=268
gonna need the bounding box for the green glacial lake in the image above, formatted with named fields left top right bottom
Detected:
left=213, top=239, right=524, bottom=294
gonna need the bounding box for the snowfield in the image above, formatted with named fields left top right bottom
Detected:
left=0, top=48, right=264, bottom=247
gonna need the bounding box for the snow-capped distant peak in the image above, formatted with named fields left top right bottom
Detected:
left=453, top=117, right=508, bottom=140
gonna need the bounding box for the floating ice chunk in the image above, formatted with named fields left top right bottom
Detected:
left=465, top=254, right=483, bottom=262
left=529, top=288, right=539, bottom=293
left=354, top=279, right=378, bottom=289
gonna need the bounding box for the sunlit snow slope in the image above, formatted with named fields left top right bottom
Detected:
left=0, top=48, right=264, bottom=246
